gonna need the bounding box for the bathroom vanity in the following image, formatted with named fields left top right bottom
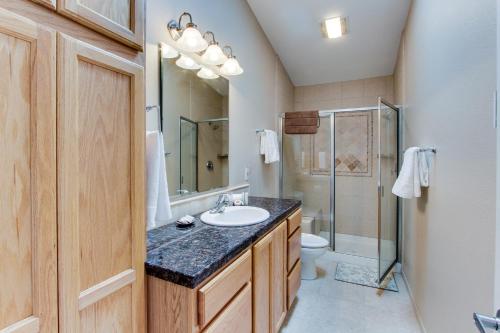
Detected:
left=146, top=197, right=302, bottom=333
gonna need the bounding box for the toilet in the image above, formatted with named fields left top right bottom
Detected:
left=301, top=233, right=329, bottom=280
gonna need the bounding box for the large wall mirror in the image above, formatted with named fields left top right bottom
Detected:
left=161, top=53, right=229, bottom=199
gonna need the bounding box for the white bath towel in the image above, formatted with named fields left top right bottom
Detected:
left=146, top=131, right=172, bottom=229
left=260, top=130, right=280, bottom=164
left=418, top=150, right=430, bottom=187
left=392, top=147, right=421, bottom=198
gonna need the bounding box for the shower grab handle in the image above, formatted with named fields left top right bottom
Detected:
left=474, top=310, right=500, bottom=332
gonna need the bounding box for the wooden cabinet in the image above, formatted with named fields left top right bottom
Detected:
left=287, top=209, right=302, bottom=236
left=148, top=250, right=253, bottom=333
left=287, top=260, right=301, bottom=309
left=198, top=250, right=252, bottom=327
left=57, top=0, right=144, bottom=50
left=202, top=282, right=252, bottom=333
left=253, top=221, right=287, bottom=333
left=57, top=32, right=145, bottom=332
left=286, top=210, right=302, bottom=309
left=147, top=209, right=302, bottom=333
left=0, top=2, right=145, bottom=332
left=0, top=8, right=58, bottom=333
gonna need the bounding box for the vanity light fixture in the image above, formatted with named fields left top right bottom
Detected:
left=220, top=46, right=244, bottom=76
left=201, top=31, right=228, bottom=65
left=168, top=12, right=208, bottom=52
left=176, top=54, right=201, bottom=70
left=197, top=67, right=219, bottom=80
left=324, top=16, right=347, bottom=39
left=160, top=43, right=179, bottom=59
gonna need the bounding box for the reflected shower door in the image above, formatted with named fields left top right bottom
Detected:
left=377, top=99, right=399, bottom=282
left=180, top=117, right=198, bottom=193
left=281, top=115, right=334, bottom=247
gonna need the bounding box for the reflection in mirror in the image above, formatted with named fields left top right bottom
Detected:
left=161, top=56, right=229, bottom=199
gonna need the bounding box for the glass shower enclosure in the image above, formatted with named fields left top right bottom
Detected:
left=280, top=98, right=399, bottom=283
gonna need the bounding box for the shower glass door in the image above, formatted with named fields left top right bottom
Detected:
left=377, top=99, right=399, bottom=282
left=179, top=117, right=198, bottom=193
left=281, top=115, right=334, bottom=248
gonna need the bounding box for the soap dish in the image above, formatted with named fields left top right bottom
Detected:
left=176, top=215, right=195, bottom=228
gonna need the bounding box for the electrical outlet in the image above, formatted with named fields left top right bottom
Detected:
left=244, top=167, right=250, bottom=181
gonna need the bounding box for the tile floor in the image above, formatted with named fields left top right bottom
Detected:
left=319, top=231, right=386, bottom=259
left=280, top=251, right=422, bottom=333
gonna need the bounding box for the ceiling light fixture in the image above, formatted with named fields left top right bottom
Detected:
left=168, top=12, right=208, bottom=52
left=324, top=17, right=347, bottom=39
left=201, top=31, right=228, bottom=65
left=175, top=54, right=201, bottom=70
left=197, top=67, right=219, bottom=80
left=220, top=46, right=244, bottom=76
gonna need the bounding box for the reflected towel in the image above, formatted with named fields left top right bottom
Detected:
left=392, top=147, right=421, bottom=198
left=260, top=130, right=280, bottom=164
left=146, top=131, right=172, bottom=229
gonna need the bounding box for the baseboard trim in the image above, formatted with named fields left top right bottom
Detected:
left=401, top=270, right=427, bottom=333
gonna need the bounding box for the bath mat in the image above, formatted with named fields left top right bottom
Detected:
left=335, top=262, right=399, bottom=292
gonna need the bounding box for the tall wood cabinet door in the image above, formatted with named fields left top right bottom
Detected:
left=253, top=232, right=272, bottom=333
left=57, top=33, right=145, bottom=332
left=271, top=222, right=287, bottom=333
left=57, top=0, right=144, bottom=50
left=253, top=222, right=288, bottom=333
left=0, top=8, right=57, bottom=333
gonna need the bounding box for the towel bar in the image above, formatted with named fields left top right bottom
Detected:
left=146, top=105, right=162, bottom=132
left=405, top=147, right=436, bottom=154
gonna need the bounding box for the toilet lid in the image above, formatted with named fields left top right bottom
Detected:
left=301, top=233, right=329, bottom=248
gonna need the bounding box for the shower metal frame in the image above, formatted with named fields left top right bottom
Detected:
left=278, top=100, right=400, bottom=283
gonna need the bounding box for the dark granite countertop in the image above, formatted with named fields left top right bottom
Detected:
left=145, top=197, right=301, bottom=289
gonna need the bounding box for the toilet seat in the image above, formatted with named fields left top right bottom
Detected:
left=301, top=233, right=328, bottom=249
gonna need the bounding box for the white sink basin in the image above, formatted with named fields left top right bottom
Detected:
left=200, top=206, right=270, bottom=227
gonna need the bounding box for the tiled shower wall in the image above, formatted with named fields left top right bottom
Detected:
left=291, top=75, right=395, bottom=239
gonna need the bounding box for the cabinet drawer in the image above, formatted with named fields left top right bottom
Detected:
left=202, top=282, right=252, bottom=333
left=287, top=228, right=301, bottom=271
left=198, top=249, right=252, bottom=327
left=287, top=209, right=302, bottom=236
left=287, top=261, right=301, bottom=309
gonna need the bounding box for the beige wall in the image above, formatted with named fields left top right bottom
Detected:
left=395, top=0, right=497, bottom=332
left=290, top=76, right=394, bottom=238
left=295, top=75, right=394, bottom=111
left=146, top=0, right=294, bottom=201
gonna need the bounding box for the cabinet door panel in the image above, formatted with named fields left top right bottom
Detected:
left=253, top=221, right=288, bottom=333
left=253, top=232, right=272, bottom=333
left=271, top=222, right=287, bottom=333
left=57, top=0, right=144, bottom=50
left=57, top=32, right=145, bottom=332
left=0, top=8, right=57, bottom=333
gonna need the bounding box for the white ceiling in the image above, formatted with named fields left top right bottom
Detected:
left=246, top=0, right=411, bottom=86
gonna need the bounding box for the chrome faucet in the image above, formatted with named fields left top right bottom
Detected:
left=474, top=309, right=500, bottom=332
left=210, top=194, right=231, bottom=214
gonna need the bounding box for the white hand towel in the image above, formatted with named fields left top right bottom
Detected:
left=418, top=151, right=429, bottom=187
left=392, top=147, right=421, bottom=198
left=260, top=130, right=280, bottom=164
left=146, top=131, right=172, bottom=229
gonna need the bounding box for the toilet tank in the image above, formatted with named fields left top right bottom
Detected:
left=301, top=216, right=320, bottom=235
